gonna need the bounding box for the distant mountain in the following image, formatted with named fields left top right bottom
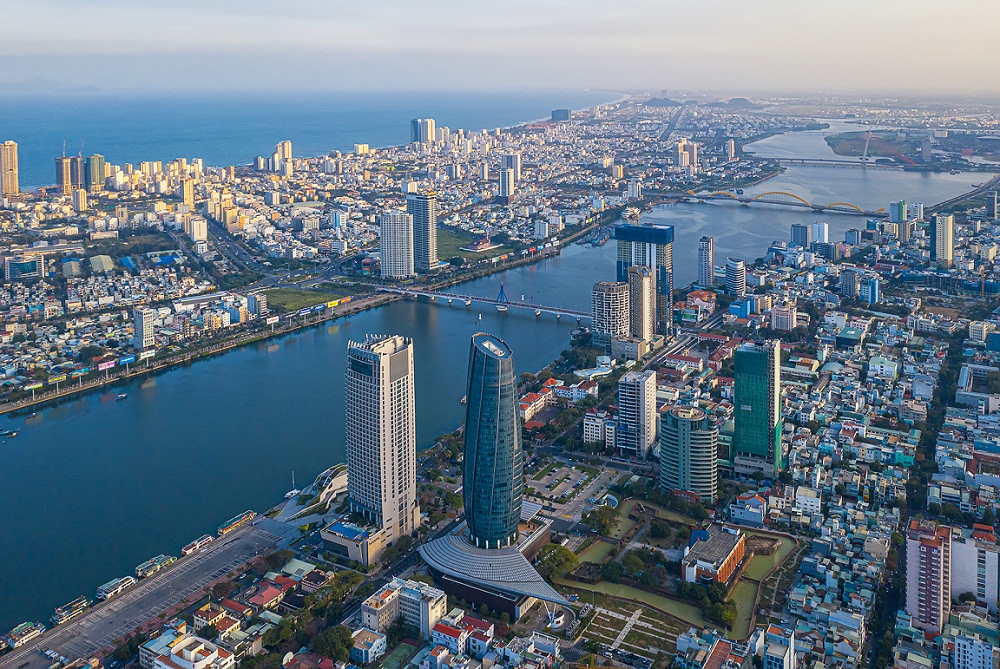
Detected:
left=642, top=97, right=686, bottom=107
left=643, top=96, right=759, bottom=110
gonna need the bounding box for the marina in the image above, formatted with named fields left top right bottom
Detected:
left=50, top=597, right=89, bottom=626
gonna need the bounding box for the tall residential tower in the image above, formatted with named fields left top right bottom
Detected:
left=406, top=191, right=438, bottom=272
left=615, top=224, right=674, bottom=334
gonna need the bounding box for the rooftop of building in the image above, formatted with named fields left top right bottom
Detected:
left=418, top=525, right=567, bottom=606
left=683, top=525, right=744, bottom=567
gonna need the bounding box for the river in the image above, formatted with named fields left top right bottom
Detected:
left=0, top=120, right=984, bottom=629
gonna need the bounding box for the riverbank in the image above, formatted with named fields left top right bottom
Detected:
left=0, top=217, right=606, bottom=417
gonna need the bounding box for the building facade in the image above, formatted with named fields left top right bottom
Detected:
left=660, top=405, right=719, bottom=504
left=379, top=212, right=415, bottom=278
left=591, top=281, right=629, bottom=353
left=615, top=224, right=674, bottom=334
left=627, top=265, right=655, bottom=344
left=733, top=340, right=783, bottom=476
left=698, top=236, right=714, bottom=287
left=463, top=333, right=524, bottom=549
left=931, top=214, right=955, bottom=268
left=345, top=335, right=420, bottom=548
left=0, top=141, right=18, bottom=198
left=725, top=258, right=747, bottom=297
left=616, top=370, right=657, bottom=458
left=905, top=519, right=952, bottom=633
left=407, top=191, right=438, bottom=272
left=133, top=307, right=155, bottom=350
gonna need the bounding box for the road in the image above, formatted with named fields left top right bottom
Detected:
left=0, top=520, right=297, bottom=669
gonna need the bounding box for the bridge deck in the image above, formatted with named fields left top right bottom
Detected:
left=381, top=288, right=590, bottom=318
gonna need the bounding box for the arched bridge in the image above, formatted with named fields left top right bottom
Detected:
left=682, top=190, right=886, bottom=217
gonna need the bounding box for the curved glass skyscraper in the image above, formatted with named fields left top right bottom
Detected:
left=463, top=332, right=524, bottom=549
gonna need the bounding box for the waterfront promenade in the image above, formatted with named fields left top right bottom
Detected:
left=0, top=519, right=298, bottom=669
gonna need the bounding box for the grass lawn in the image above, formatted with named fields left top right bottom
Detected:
left=263, top=288, right=346, bottom=313
left=437, top=224, right=516, bottom=261
left=579, top=539, right=617, bottom=564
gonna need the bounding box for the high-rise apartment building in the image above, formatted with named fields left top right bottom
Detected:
left=811, top=221, right=829, bottom=244
left=463, top=333, right=523, bottom=549
left=379, top=212, right=415, bottom=279
left=178, top=179, right=195, bottom=208
left=500, top=153, right=521, bottom=181
left=616, top=370, right=657, bottom=459
left=591, top=281, right=629, bottom=353
left=733, top=340, right=782, bottom=476
left=406, top=192, right=438, bottom=272
left=274, top=139, right=292, bottom=161
left=615, top=224, right=674, bottom=334
left=498, top=168, right=515, bottom=203
left=905, top=519, right=952, bottom=633
left=725, top=257, right=747, bottom=297
left=0, top=141, right=19, bottom=198
left=889, top=200, right=908, bottom=223
left=790, top=224, right=811, bottom=249
left=133, top=308, right=156, bottom=350
left=987, top=191, right=999, bottom=220
left=86, top=154, right=106, bottom=193
left=659, top=406, right=719, bottom=504
left=55, top=156, right=74, bottom=195
left=627, top=265, right=655, bottom=343
left=951, top=634, right=999, bottom=669
left=698, top=236, right=715, bottom=287
left=950, top=527, right=1000, bottom=613
left=345, top=335, right=420, bottom=544
left=411, top=118, right=436, bottom=144
left=931, top=214, right=955, bottom=268
left=72, top=189, right=88, bottom=213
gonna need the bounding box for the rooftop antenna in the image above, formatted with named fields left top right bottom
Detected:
left=62, top=140, right=66, bottom=158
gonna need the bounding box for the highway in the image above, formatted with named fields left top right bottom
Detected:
left=0, top=520, right=297, bottom=669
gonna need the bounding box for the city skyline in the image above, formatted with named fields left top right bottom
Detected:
left=3, top=1, right=1000, bottom=95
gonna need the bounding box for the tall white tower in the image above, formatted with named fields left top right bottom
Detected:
left=379, top=212, right=415, bottom=279
left=345, top=335, right=420, bottom=542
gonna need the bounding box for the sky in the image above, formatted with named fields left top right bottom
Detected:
left=3, top=0, right=999, bottom=95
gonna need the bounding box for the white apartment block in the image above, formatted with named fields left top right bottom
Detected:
left=361, top=577, right=447, bottom=640
left=379, top=212, right=415, bottom=278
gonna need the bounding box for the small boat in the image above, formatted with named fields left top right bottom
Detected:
left=7, top=430, right=18, bottom=438
left=460, top=395, right=467, bottom=405
left=0, top=429, right=11, bottom=436
left=496, top=304, right=508, bottom=312
left=284, top=472, right=300, bottom=499
left=116, top=393, right=127, bottom=401
left=28, top=412, right=36, bottom=418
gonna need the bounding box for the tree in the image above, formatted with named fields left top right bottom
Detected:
left=602, top=561, right=625, bottom=583
left=200, top=624, right=218, bottom=640
left=310, top=626, right=353, bottom=662
left=212, top=580, right=235, bottom=600
left=535, top=544, right=579, bottom=578
left=582, top=506, right=620, bottom=535
left=983, top=508, right=996, bottom=526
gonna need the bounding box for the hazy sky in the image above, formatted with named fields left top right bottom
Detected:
left=4, top=0, right=999, bottom=95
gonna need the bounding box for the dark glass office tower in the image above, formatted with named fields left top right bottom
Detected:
left=462, top=332, right=524, bottom=549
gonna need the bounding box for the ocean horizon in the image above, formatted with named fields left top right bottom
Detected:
left=0, top=89, right=623, bottom=189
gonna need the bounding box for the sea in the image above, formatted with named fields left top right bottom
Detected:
left=0, top=89, right=620, bottom=189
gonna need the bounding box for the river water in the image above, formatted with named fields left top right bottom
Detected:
left=0, top=120, right=983, bottom=629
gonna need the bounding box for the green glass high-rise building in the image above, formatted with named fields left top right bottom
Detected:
left=85, top=154, right=105, bottom=193
left=733, top=340, right=783, bottom=477
left=462, top=332, right=524, bottom=549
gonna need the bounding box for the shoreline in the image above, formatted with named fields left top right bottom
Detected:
left=0, top=216, right=609, bottom=417
left=15, top=91, right=630, bottom=192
